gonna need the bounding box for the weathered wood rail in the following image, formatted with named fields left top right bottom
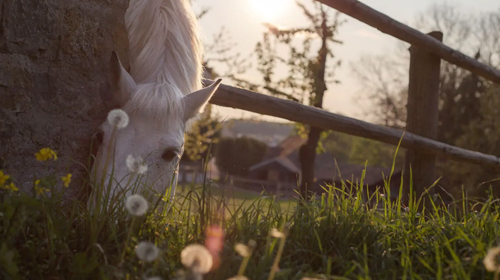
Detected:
left=208, top=80, right=500, bottom=169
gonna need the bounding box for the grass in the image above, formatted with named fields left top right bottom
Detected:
left=176, top=183, right=296, bottom=213
left=2, top=168, right=500, bottom=280
left=2, top=140, right=500, bottom=279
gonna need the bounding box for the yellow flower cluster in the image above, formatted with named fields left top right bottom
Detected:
left=34, top=180, right=50, bottom=195
left=0, top=171, right=9, bottom=185
left=35, top=148, right=58, bottom=161
left=0, top=170, right=18, bottom=192
left=1, top=182, right=18, bottom=192
left=61, top=173, right=72, bottom=188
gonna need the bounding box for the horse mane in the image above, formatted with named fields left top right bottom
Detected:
left=124, top=0, right=203, bottom=121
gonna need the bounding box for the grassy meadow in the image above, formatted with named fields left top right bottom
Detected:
left=2, top=145, right=500, bottom=280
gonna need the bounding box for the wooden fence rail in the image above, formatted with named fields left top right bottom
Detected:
left=208, top=80, right=500, bottom=169
left=315, top=0, right=500, bottom=84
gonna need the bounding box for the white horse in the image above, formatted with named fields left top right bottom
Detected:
left=90, top=0, right=220, bottom=206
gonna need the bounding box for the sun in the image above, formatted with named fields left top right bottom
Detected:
left=250, top=0, right=291, bottom=22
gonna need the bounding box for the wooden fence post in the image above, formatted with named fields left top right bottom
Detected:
left=404, top=31, right=443, bottom=209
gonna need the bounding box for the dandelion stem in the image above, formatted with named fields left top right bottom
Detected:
left=237, top=255, right=251, bottom=276
left=124, top=173, right=137, bottom=192
left=96, top=127, right=117, bottom=215
left=268, top=227, right=288, bottom=280
left=120, top=216, right=136, bottom=263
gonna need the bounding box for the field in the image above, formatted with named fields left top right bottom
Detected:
left=2, top=167, right=500, bottom=280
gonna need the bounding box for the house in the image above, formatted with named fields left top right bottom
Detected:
left=248, top=135, right=402, bottom=196
left=248, top=156, right=301, bottom=189
left=248, top=135, right=305, bottom=189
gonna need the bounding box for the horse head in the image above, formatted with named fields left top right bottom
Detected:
left=90, top=51, right=221, bottom=207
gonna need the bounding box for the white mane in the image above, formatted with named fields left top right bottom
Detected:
left=124, top=0, right=203, bottom=120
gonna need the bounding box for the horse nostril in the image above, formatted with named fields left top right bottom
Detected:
left=93, top=129, right=104, bottom=146
left=90, top=129, right=104, bottom=167
left=95, top=130, right=104, bottom=145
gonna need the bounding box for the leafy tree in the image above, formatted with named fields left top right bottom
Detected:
left=254, top=1, right=344, bottom=198
left=215, top=137, right=267, bottom=177
left=442, top=84, right=500, bottom=197
left=182, top=105, right=222, bottom=163
left=321, top=131, right=405, bottom=169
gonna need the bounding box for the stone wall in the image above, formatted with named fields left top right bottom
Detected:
left=0, top=0, right=129, bottom=196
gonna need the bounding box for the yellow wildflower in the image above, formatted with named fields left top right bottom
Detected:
left=4, top=183, right=18, bottom=192
left=34, top=180, right=50, bottom=195
left=35, top=186, right=50, bottom=195
left=0, top=170, right=10, bottom=185
left=61, top=173, right=72, bottom=187
left=35, top=148, right=58, bottom=161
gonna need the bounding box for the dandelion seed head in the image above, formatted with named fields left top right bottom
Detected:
left=135, top=241, right=160, bottom=262
left=181, top=244, right=213, bottom=274
left=125, top=194, right=149, bottom=216
left=107, top=109, right=129, bottom=129
left=227, top=276, right=249, bottom=280
left=484, top=247, right=500, bottom=272
left=146, top=277, right=163, bottom=280
left=270, top=228, right=285, bottom=238
left=234, top=243, right=251, bottom=257
left=126, top=155, right=148, bottom=174
left=248, top=239, right=257, bottom=248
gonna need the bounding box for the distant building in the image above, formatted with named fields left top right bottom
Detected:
left=247, top=135, right=402, bottom=197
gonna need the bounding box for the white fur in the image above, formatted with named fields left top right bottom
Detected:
left=126, top=0, right=202, bottom=85
left=90, top=0, right=209, bottom=207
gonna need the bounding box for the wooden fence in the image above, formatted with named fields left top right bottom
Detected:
left=207, top=0, right=500, bottom=201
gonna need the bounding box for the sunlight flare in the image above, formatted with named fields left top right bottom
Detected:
left=250, top=0, right=290, bottom=22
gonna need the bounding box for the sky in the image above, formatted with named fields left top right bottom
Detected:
left=193, top=0, right=500, bottom=123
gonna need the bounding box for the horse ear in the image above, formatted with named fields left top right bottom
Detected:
left=109, top=51, right=136, bottom=107
left=183, top=79, right=222, bottom=120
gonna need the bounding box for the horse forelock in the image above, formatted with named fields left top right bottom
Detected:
left=124, top=82, right=186, bottom=128
left=125, top=0, right=203, bottom=95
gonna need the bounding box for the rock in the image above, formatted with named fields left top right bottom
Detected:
left=0, top=0, right=130, bottom=199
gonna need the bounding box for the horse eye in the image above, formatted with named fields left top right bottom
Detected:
left=162, top=149, right=179, bottom=162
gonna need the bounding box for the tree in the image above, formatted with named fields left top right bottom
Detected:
left=447, top=84, right=500, bottom=196
left=351, top=3, right=500, bottom=196
left=254, top=1, right=344, bottom=198
left=320, top=131, right=405, bottom=169
left=182, top=105, right=222, bottom=163
left=215, top=137, right=267, bottom=178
